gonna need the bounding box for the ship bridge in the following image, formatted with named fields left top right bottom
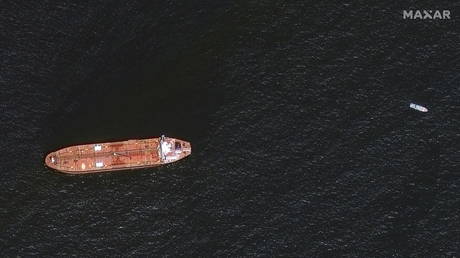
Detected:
left=159, top=135, right=191, bottom=163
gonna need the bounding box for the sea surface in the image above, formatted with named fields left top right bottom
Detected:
left=1, top=1, right=459, bottom=256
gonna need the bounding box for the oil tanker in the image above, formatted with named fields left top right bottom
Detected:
left=45, top=135, right=191, bottom=174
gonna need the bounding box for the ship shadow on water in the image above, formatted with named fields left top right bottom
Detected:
left=41, top=3, right=236, bottom=158
left=45, top=47, right=222, bottom=157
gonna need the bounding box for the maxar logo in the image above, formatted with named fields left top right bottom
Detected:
left=403, top=10, right=451, bottom=19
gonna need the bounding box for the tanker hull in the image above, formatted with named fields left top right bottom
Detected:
left=45, top=136, right=191, bottom=174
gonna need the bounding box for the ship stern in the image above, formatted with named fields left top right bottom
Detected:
left=160, top=137, right=192, bottom=164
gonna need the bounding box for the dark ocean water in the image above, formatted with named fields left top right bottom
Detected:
left=1, top=1, right=459, bottom=256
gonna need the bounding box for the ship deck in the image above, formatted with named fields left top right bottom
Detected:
left=48, top=139, right=161, bottom=173
left=45, top=136, right=192, bottom=174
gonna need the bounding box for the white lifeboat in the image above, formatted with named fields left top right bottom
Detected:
left=409, top=103, right=428, bottom=112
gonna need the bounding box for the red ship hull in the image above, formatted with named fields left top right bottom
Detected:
left=45, top=136, right=191, bottom=174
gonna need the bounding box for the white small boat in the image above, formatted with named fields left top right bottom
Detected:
left=409, top=103, right=428, bottom=112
